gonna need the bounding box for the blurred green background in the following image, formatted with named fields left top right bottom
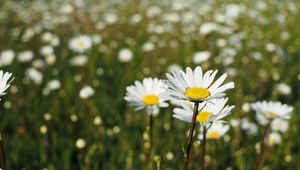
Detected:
left=0, top=0, right=299, bottom=169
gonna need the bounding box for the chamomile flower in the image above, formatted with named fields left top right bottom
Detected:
left=199, top=121, right=230, bottom=140
left=173, top=98, right=234, bottom=125
left=0, top=70, right=13, bottom=99
left=161, top=66, right=235, bottom=102
left=251, top=101, right=293, bottom=120
left=124, top=77, right=168, bottom=115
left=69, top=35, right=92, bottom=53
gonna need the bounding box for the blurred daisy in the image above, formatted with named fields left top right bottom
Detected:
left=17, top=51, right=34, bottom=63
left=270, top=118, right=289, bottom=133
left=0, top=70, right=13, bottom=99
left=0, top=49, right=15, bottom=66
left=199, top=121, right=230, bottom=140
left=173, top=98, right=234, bottom=125
left=118, top=48, right=133, bottom=63
left=266, top=132, right=281, bottom=146
left=251, top=101, right=293, bottom=120
left=193, top=51, right=211, bottom=64
left=275, top=83, right=291, bottom=95
left=69, top=35, right=92, bottom=53
left=124, top=77, right=168, bottom=115
left=161, top=66, right=235, bottom=102
left=79, top=86, right=95, bottom=99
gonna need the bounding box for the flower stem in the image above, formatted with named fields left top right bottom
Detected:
left=145, top=114, right=154, bottom=169
left=0, top=134, right=5, bottom=170
left=183, top=102, right=200, bottom=170
left=254, top=122, right=271, bottom=170
left=213, top=140, right=218, bottom=170
left=200, top=126, right=207, bottom=170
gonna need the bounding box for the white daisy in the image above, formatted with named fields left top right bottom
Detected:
left=270, top=118, right=289, bottom=133
left=69, top=35, right=92, bottom=53
left=199, top=121, right=230, bottom=140
left=79, top=86, right=95, bottom=99
left=161, top=66, right=235, bottom=102
left=0, top=70, right=13, bottom=99
left=124, top=77, right=169, bottom=115
left=173, top=98, right=234, bottom=125
left=251, top=101, right=293, bottom=120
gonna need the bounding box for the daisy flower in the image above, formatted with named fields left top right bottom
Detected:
left=69, top=35, right=92, bottom=53
left=199, top=121, right=230, bottom=140
left=161, top=66, right=234, bottom=103
left=0, top=70, right=13, bottom=99
left=173, top=98, right=234, bottom=125
left=124, top=77, right=168, bottom=115
left=251, top=101, right=293, bottom=120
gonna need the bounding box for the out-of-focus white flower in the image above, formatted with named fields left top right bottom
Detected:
left=17, top=51, right=34, bottom=63
left=163, top=13, right=180, bottom=23
left=271, top=118, right=289, bottom=133
left=70, top=55, right=88, bottom=66
left=224, top=4, right=245, bottom=19
left=118, top=48, right=133, bottom=63
left=40, top=45, right=54, bottom=56
left=69, top=35, right=92, bottom=53
left=26, top=68, right=43, bottom=85
left=142, top=42, right=155, bottom=52
left=267, top=132, right=281, bottom=146
left=193, top=51, right=211, bottom=64
left=79, top=86, right=95, bottom=99
left=199, top=121, right=230, bottom=140
left=146, top=6, right=161, bottom=17
left=32, top=59, right=44, bottom=69
left=104, top=13, right=118, bottom=24
left=275, top=83, right=291, bottom=95
left=251, top=101, right=293, bottom=120
left=242, top=103, right=251, bottom=113
left=166, top=152, right=174, bottom=160
left=46, top=80, right=61, bottom=91
left=265, top=43, right=276, bottom=52
left=0, top=70, right=13, bottom=99
left=240, top=118, right=258, bottom=135
left=130, top=14, right=142, bottom=24
left=229, top=119, right=240, bottom=128
left=250, top=52, right=263, bottom=61
left=60, top=3, right=74, bottom=14
left=0, top=49, right=15, bottom=66
left=167, top=64, right=182, bottom=73
left=76, top=138, right=86, bottom=149
left=41, top=32, right=53, bottom=43
left=199, top=22, right=218, bottom=35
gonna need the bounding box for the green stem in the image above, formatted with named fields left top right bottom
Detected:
left=254, top=122, right=271, bottom=170
left=183, top=102, right=200, bottom=170
left=0, top=134, right=5, bottom=170
left=200, top=126, right=207, bottom=170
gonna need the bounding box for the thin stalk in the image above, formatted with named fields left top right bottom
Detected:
left=145, top=114, right=154, bottom=169
left=0, top=134, right=5, bottom=170
left=200, top=126, right=207, bottom=170
left=254, top=122, right=271, bottom=170
left=213, top=140, right=218, bottom=170
left=183, top=102, right=200, bottom=170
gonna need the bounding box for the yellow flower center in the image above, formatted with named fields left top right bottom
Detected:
left=76, top=40, right=85, bottom=49
left=207, top=131, right=220, bottom=139
left=264, top=111, right=277, bottom=118
left=185, top=87, right=210, bottom=100
left=196, top=111, right=212, bottom=123
left=142, top=94, right=159, bottom=106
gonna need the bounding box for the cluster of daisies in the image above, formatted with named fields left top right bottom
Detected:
left=125, top=66, right=236, bottom=139
left=124, top=66, right=293, bottom=168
